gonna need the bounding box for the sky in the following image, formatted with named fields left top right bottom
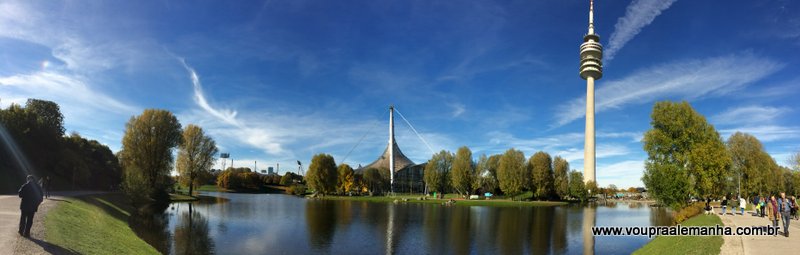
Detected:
left=1, top=0, right=798, bottom=188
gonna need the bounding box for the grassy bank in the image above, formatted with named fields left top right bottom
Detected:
left=633, top=214, right=723, bottom=255
left=175, top=184, right=229, bottom=193
left=44, top=193, right=160, bottom=255
left=169, top=193, right=199, bottom=202
left=318, top=193, right=568, bottom=207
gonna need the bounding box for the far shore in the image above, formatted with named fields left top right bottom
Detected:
left=313, top=194, right=570, bottom=207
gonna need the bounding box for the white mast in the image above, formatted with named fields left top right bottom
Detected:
left=389, top=105, right=395, bottom=194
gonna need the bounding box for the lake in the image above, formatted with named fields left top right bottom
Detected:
left=131, top=192, right=673, bottom=255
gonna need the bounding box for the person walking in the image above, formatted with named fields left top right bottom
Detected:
left=768, top=195, right=779, bottom=235
left=18, top=175, right=44, bottom=238
left=721, top=195, right=728, bottom=215
left=759, top=197, right=766, bottom=217
left=739, top=196, right=746, bottom=216
left=778, top=192, right=793, bottom=237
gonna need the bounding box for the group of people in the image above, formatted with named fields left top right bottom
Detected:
left=17, top=175, right=49, bottom=238
left=715, top=193, right=798, bottom=237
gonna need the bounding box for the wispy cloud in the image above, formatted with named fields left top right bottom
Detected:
left=448, top=102, right=466, bottom=118
left=597, top=160, right=645, bottom=188
left=554, top=53, right=783, bottom=127
left=711, top=105, right=791, bottom=126
left=606, top=0, right=678, bottom=61
left=719, top=125, right=800, bottom=142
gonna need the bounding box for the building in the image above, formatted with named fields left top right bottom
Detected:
left=357, top=106, right=426, bottom=193
left=579, top=0, right=603, bottom=183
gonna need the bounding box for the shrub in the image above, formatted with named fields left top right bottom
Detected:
left=288, top=184, right=307, bottom=196
left=673, top=202, right=705, bottom=224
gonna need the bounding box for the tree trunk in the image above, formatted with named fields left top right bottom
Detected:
left=189, top=176, right=194, bottom=197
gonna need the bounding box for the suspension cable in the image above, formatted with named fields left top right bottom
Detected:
left=394, top=107, right=436, bottom=155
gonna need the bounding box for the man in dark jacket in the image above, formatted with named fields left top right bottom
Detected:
left=18, top=175, right=43, bottom=238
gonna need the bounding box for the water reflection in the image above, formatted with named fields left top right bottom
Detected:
left=174, top=204, right=215, bottom=255
left=131, top=193, right=672, bottom=255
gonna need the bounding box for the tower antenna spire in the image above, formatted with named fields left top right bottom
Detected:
left=588, top=0, right=595, bottom=35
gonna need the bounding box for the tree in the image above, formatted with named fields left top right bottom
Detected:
left=553, top=156, right=570, bottom=200
left=607, top=184, right=618, bottom=193
left=450, top=146, right=474, bottom=196
left=474, top=154, right=500, bottom=194
left=424, top=150, right=453, bottom=195
left=586, top=180, right=599, bottom=197
left=120, top=109, right=182, bottom=202
left=497, top=149, right=527, bottom=198
left=177, top=125, right=218, bottom=197
left=306, top=154, right=338, bottom=195
left=363, top=167, right=388, bottom=195
left=337, top=164, right=355, bottom=194
left=727, top=132, right=779, bottom=197
left=568, top=171, right=587, bottom=202
left=529, top=151, right=554, bottom=200
left=280, top=173, right=294, bottom=186
left=641, top=101, right=730, bottom=210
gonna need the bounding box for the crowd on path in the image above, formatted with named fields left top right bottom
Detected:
left=707, top=192, right=798, bottom=238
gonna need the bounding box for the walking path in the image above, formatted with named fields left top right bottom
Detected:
left=719, top=207, right=800, bottom=255
left=1, top=191, right=106, bottom=255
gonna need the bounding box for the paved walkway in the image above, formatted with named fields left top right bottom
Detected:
left=718, top=207, right=800, bottom=255
left=1, top=191, right=106, bottom=255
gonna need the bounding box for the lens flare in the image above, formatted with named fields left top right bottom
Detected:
left=0, top=123, right=33, bottom=176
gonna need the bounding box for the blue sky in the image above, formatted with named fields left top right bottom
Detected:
left=1, top=0, right=798, bottom=188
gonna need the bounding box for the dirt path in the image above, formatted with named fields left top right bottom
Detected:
left=1, top=191, right=106, bottom=255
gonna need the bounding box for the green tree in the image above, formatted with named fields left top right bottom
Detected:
left=474, top=154, right=500, bottom=194
left=120, top=109, right=182, bottom=202
left=280, top=173, right=294, bottom=186
left=641, top=101, right=730, bottom=210
left=529, top=151, right=554, bottom=199
left=497, top=148, right=527, bottom=198
left=553, top=156, right=570, bottom=200
left=450, top=146, right=474, bottom=196
left=586, top=180, right=599, bottom=197
left=568, top=170, right=588, bottom=202
left=424, top=150, right=453, bottom=195
left=337, top=164, right=355, bottom=194
left=177, top=125, right=218, bottom=197
left=306, top=153, right=338, bottom=195
left=727, top=132, right=777, bottom=196
left=363, top=167, right=388, bottom=195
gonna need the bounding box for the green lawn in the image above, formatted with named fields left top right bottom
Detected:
left=45, top=193, right=160, bottom=255
left=175, top=184, right=228, bottom=193
left=633, top=214, right=723, bottom=255
left=318, top=193, right=567, bottom=207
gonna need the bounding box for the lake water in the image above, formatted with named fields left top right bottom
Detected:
left=131, top=192, right=673, bottom=255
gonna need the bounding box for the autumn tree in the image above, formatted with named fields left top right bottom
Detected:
left=363, top=167, right=389, bottom=195
left=424, top=150, right=453, bottom=195
left=306, top=153, right=338, bottom=195
left=497, top=149, right=527, bottom=198
left=529, top=151, right=554, bottom=199
left=553, top=156, right=570, bottom=200
left=337, top=164, right=355, bottom=194
left=641, top=101, right=731, bottom=210
left=450, top=146, right=474, bottom=196
left=177, top=125, right=218, bottom=196
left=569, top=170, right=587, bottom=202
left=474, top=154, right=500, bottom=194
left=727, top=132, right=780, bottom=196
left=120, top=109, right=182, bottom=202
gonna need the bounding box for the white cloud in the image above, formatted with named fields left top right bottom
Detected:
left=711, top=105, right=791, bottom=126
left=719, top=125, right=800, bottom=142
left=597, top=160, right=645, bottom=188
left=449, top=103, right=466, bottom=118
left=554, top=53, right=783, bottom=127
left=606, top=0, right=678, bottom=61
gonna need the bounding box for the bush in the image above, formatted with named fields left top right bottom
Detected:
left=673, top=202, right=705, bottom=224
left=288, top=184, right=306, bottom=196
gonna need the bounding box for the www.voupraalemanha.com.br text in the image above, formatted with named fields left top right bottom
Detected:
left=592, top=225, right=781, bottom=238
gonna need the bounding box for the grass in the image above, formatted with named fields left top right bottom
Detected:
left=318, top=192, right=568, bottom=207
left=175, top=184, right=229, bottom=193
left=168, top=193, right=199, bottom=202
left=45, top=193, right=160, bottom=255
left=633, top=214, right=723, bottom=255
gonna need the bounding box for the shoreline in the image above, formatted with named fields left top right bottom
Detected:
left=314, top=194, right=570, bottom=207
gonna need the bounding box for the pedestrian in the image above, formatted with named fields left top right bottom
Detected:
left=778, top=192, right=793, bottom=237
left=739, top=196, right=746, bottom=216
left=759, top=197, right=766, bottom=218
left=768, top=195, right=779, bottom=235
left=44, top=176, right=50, bottom=198
left=721, top=195, right=728, bottom=215
left=791, top=196, right=798, bottom=221
left=753, top=195, right=759, bottom=215
left=18, top=175, right=44, bottom=238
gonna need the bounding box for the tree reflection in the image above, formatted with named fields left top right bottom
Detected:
left=174, top=204, right=215, bottom=255
left=551, top=207, right=567, bottom=254
left=305, top=200, right=337, bottom=251
left=530, top=207, right=553, bottom=255
left=129, top=203, right=172, bottom=254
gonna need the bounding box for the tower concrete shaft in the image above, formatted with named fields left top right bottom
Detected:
left=579, top=0, right=602, bottom=184
left=389, top=105, right=395, bottom=192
